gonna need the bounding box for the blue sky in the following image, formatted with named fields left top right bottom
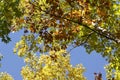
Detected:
left=0, top=30, right=108, bottom=80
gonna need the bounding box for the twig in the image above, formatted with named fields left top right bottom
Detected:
left=68, top=32, right=94, bottom=52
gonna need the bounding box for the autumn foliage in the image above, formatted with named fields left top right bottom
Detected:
left=0, top=0, right=120, bottom=80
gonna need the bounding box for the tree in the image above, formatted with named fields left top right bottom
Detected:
left=0, top=0, right=120, bottom=80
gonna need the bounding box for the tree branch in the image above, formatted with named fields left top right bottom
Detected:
left=60, top=16, right=120, bottom=44
left=38, top=4, right=120, bottom=44
left=63, top=17, right=120, bottom=43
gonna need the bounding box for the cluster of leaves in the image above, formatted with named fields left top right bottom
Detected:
left=21, top=50, right=86, bottom=80
left=0, top=0, right=22, bottom=43
left=0, top=72, right=13, bottom=80
left=13, top=0, right=119, bottom=55
left=114, top=70, right=120, bottom=80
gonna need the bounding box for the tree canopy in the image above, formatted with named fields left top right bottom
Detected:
left=0, top=0, right=120, bottom=80
left=21, top=50, right=86, bottom=80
